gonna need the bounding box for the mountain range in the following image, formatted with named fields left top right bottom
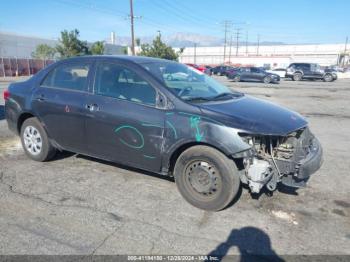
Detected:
left=111, top=32, right=286, bottom=47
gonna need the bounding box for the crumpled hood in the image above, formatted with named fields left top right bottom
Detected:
left=199, top=95, right=308, bottom=136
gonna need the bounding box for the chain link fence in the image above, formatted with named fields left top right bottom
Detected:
left=0, top=57, right=55, bottom=77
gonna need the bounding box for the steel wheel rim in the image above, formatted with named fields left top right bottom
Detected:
left=23, top=126, right=42, bottom=156
left=184, top=160, right=222, bottom=199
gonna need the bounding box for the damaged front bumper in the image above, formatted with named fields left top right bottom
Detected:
left=281, top=137, right=323, bottom=188
left=237, top=127, right=323, bottom=193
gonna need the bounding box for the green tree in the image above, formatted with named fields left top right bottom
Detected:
left=122, top=46, right=128, bottom=55
left=135, top=38, right=141, bottom=46
left=139, top=36, right=181, bottom=61
left=56, top=29, right=89, bottom=58
left=90, top=41, right=105, bottom=55
left=32, top=44, right=56, bottom=59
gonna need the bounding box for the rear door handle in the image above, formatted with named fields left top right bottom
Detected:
left=86, top=103, right=99, bottom=112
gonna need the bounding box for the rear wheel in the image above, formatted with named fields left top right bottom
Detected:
left=20, top=117, right=56, bottom=161
left=263, top=76, right=271, bottom=84
left=323, top=74, right=333, bottom=82
left=293, top=73, right=302, bottom=81
left=174, top=146, right=240, bottom=211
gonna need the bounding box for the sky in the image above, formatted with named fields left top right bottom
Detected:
left=0, top=0, right=349, bottom=44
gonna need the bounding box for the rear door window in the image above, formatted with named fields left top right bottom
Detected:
left=94, top=63, right=156, bottom=106
left=41, top=63, right=90, bottom=92
left=300, top=64, right=310, bottom=71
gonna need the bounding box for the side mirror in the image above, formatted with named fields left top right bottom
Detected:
left=157, top=91, right=174, bottom=110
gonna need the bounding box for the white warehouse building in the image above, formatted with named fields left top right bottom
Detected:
left=177, top=44, right=348, bottom=68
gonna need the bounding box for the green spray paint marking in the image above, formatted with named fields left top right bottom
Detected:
left=114, top=125, right=144, bottom=149
left=178, top=112, right=224, bottom=126
left=190, top=116, right=204, bottom=142
left=143, top=154, right=156, bottom=159
left=166, top=112, right=175, bottom=116
left=166, top=120, right=178, bottom=139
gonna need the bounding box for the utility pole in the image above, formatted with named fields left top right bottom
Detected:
left=245, top=29, right=249, bottom=55
left=235, top=28, right=242, bottom=57
left=129, top=0, right=135, bottom=55
left=228, top=35, right=233, bottom=63
left=1, top=57, right=5, bottom=78
left=343, top=36, right=348, bottom=66
left=194, top=43, right=197, bottom=64
left=220, top=20, right=232, bottom=64
left=257, top=34, right=260, bottom=56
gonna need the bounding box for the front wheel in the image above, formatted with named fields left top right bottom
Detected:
left=20, top=117, right=56, bottom=161
left=323, top=74, right=333, bottom=82
left=174, top=146, right=240, bottom=211
left=233, top=75, right=241, bottom=82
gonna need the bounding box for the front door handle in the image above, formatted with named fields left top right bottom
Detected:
left=36, top=94, right=45, bottom=102
left=86, top=103, right=99, bottom=112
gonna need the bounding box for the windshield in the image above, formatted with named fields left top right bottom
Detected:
left=140, top=61, right=243, bottom=102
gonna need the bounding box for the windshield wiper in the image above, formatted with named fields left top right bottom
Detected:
left=184, top=96, right=211, bottom=102
left=211, top=92, right=243, bottom=100
left=185, top=92, right=243, bottom=102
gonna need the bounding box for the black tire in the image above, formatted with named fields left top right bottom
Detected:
left=174, top=145, right=240, bottom=211
left=293, top=73, right=302, bottom=81
left=323, top=73, right=333, bottom=82
left=20, top=117, right=56, bottom=161
left=263, top=76, right=271, bottom=84
left=233, top=75, right=241, bottom=82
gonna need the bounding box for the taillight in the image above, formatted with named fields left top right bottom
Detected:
left=3, top=89, right=9, bottom=101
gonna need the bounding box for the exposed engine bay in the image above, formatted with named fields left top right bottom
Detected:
left=238, top=127, right=323, bottom=193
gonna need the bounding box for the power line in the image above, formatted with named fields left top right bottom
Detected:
left=163, top=0, right=220, bottom=24
left=161, top=0, right=220, bottom=30
left=53, top=0, right=127, bottom=18
left=147, top=0, right=219, bottom=32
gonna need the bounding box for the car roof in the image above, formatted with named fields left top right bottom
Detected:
left=291, top=63, right=316, bottom=66
left=56, top=55, right=176, bottom=64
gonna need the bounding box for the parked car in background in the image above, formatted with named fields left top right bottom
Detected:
left=185, top=63, right=206, bottom=72
left=227, top=67, right=280, bottom=84
left=212, top=65, right=232, bottom=76
left=4, top=56, right=323, bottom=211
left=225, top=67, right=240, bottom=78
left=285, top=63, right=337, bottom=82
left=204, top=65, right=213, bottom=75
left=327, top=65, right=345, bottom=73
left=186, top=63, right=212, bottom=75
left=267, top=68, right=286, bottom=78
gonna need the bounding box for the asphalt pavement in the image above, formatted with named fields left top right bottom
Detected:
left=0, top=77, right=349, bottom=257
